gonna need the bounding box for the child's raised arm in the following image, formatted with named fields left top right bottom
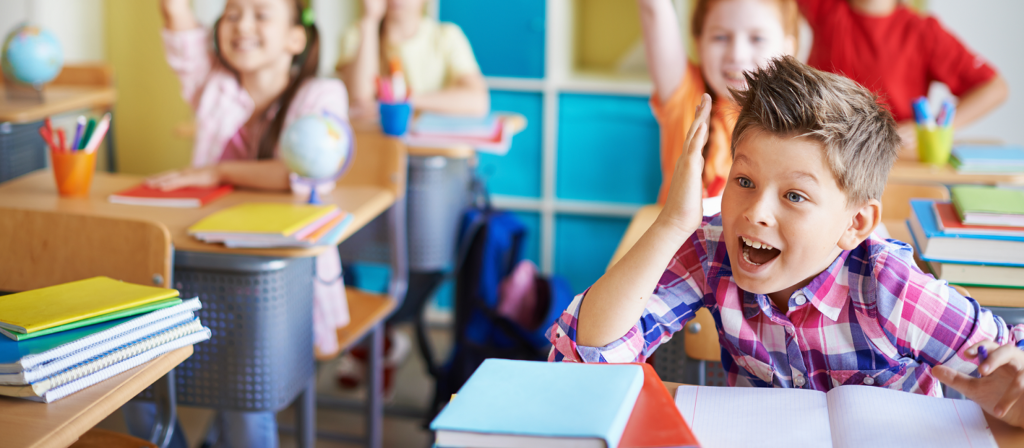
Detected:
left=638, top=0, right=688, bottom=104
left=576, top=94, right=712, bottom=348
left=338, top=0, right=386, bottom=115
left=160, top=0, right=200, bottom=31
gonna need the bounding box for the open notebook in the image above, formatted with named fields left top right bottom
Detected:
left=675, top=385, right=996, bottom=448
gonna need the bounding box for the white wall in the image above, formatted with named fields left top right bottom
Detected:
left=929, top=0, right=1023, bottom=146
left=0, top=0, right=105, bottom=62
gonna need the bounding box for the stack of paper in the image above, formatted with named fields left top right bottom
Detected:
left=951, top=145, right=1024, bottom=174
left=429, top=359, right=699, bottom=448
left=404, top=112, right=519, bottom=156
left=188, top=203, right=352, bottom=248
left=908, top=197, right=1024, bottom=289
left=0, top=277, right=210, bottom=403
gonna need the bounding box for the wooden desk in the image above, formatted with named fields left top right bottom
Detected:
left=888, top=161, right=1024, bottom=186
left=0, top=85, right=117, bottom=124
left=0, top=346, right=192, bottom=448
left=662, top=381, right=1024, bottom=447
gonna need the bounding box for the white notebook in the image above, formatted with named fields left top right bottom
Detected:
left=0, top=319, right=210, bottom=401
left=675, top=385, right=997, bottom=448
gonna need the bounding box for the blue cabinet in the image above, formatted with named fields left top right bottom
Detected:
left=439, top=0, right=546, bottom=78
left=477, top=91, right=543, bottom=198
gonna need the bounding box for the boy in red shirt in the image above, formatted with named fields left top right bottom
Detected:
left=798, top=0, right=1009, bottom=157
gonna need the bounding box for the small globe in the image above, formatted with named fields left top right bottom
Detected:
left=2, top=24, right=63, bottom=85
left=280, top=114, right=351, bottom=180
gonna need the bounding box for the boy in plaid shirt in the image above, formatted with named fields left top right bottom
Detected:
left=549, top=56, right=1024, bottom=427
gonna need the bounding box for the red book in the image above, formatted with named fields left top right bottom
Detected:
left=934, top=202, right=1024, bottom=238
left=620, top=363, right=701, bottom=448
left=108, top=184, right=233, bottom=208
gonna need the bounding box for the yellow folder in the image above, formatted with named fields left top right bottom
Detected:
left=187, top=203, right=339, bottom=236
left=0, top=277, right=180, bottom=334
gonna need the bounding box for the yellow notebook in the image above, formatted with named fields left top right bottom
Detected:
left=0, top=277, right=180, bottom=334
left=188, top=203, right=339, bottom=236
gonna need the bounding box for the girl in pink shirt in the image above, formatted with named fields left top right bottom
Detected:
left=129, top=1, right=349, bottom=447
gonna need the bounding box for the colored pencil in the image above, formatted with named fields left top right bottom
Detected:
left=84, top=113, right=111, bottom=154
left=71, top=116, right=86, bottom=150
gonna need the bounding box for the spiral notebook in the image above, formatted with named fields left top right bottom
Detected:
left=0, top=303, right=200, bottom=385
left=0, top=318, right=211, bottom=402
left=0, top=298, right=202, bottom=375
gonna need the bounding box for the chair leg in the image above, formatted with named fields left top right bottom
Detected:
left=366, top=323, right=384, bottom=448
left=150, top=369, right=177, bottom=448
left=296, top=374, right=316, bottom=448
left=698, top=360, right=706, bottom=386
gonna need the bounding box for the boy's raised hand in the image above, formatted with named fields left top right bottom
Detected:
left=659, top=93, right=712, bottom=234
left=934, top=341, right=1024, bottom=427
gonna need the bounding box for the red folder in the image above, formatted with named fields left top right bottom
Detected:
left=108, top=184, right=233, bottom=208
left=619, top=363, right=701, bottom=448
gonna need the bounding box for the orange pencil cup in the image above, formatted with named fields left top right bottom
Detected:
left=51, top=150, right=97, bottom=196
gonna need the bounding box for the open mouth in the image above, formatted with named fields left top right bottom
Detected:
left=723, top=70, right=747, bottom=85
left=740, top=236, right=781, bottom=266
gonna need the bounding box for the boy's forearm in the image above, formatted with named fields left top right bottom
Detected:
left=576, top=218, right=695, bottom=347
left=953, top=75, right=1009, bottom=129
left=637, top=0, right=686, bottom=103
left=340, top=18, right=383, bottom=108
left=160, top=0, right=199, bottom=31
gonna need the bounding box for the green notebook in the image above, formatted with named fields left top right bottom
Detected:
left=0, top=297, right=182, bottom=341
left=951, top=185, right=1024, bottom=219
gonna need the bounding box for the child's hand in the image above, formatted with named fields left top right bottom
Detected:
left=658, top=93, right=712, bottom=234
left=934, top=341, right=1024, bottom=427
left=145, top=167, right=221, bottom=191
left=362, top=0, right=386, bottom=22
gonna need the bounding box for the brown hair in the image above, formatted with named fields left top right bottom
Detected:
left=730, top=56, right=901, bottom=204
left=691, top=0, right=801, bottom=47
left=214, top=0, right=320, bottom=160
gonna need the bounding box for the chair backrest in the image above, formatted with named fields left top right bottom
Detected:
left=684, top=308, right=721, bottom=362
left=339, top=124, right=407, bottom=198
left=881, top=183, right=950, bottom=221
left=0, top=209, right=172, bottom=292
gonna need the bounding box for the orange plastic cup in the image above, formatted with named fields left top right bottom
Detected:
left=51, top=150, right=97, bottom=197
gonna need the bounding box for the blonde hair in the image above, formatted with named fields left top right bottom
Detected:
left=731, top=56, right=901, bottom=204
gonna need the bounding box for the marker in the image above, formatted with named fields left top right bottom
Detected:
left=71, top=116, right=86, bottom=150
left=79, top=118, right=97, bottom=150
left=84, top=113, right=111, bottom=154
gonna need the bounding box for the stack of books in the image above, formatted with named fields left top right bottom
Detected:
left=907, top=185, right=1024, bottom=289
left=430, top=359, right=700, bottom=448
left=404, top=112, right=521, bottom=156
left=950, top=144, right=1024, bottom=174
left=188, top=203, right=352, bottom=249
left=0, top=277, right=210, bottom=403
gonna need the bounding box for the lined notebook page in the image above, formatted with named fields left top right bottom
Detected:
left=675, top=385, right=833, bottom=448
left=827, top=385, right=996, bottom=448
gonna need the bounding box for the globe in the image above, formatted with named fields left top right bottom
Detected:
left=2, top=24, right=63, bottom=85
left=280, top=113, right=352, bottom=181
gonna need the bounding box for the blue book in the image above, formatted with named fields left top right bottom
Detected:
left=431, top=359, right=644, bottom=448
left=907, top=200, right=1024, bottom=266
left=951, top=145, right=1024, bottom=173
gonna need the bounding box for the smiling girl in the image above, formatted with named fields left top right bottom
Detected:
left=639, top=0, right=799, bottom=200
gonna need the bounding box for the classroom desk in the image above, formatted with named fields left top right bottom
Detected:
left=888, top=160, right=1024, bottom=185
left=0, top=346, right=192, bottom=448
left=0, top=168, right=402, bottom=448
left=662, top=381, right=1024, bottom=447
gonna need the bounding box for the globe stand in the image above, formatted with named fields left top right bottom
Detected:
left=3, top=78, right=44, bottom=103
left=307, top=186, right=321, bottom=205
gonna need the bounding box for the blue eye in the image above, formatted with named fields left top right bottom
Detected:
left=713, top=34, right=729, bottom=42
left=786, top=192, right=805, bottom=203
left=737, top=177, right=753, bottom=188
left=751, top=36, right=765, bottom=43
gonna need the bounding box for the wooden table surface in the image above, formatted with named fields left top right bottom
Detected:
left=0, top=85, right=116, bottom=123
left=0, top=170, right=396, bottom=258
left=662, top=381, right=1024, bottom=447
left=888, top=160, right=1024, bottom=186
left=0, top=346, right=192, bottom=448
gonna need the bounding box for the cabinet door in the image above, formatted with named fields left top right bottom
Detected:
left=439, top=0, right=546, bottom=78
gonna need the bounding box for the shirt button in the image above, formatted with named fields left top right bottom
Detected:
left=863, top=377, right=875, bottom=385
left=794, top=375, right=806, bottom=387
left=794, top=292, right=807, bottom=306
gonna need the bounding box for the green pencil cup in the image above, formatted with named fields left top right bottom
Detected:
left=917, top=126, right=954, bottom=166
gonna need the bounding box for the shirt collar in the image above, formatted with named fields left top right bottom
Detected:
left=740, top=250, right=851, bottom=321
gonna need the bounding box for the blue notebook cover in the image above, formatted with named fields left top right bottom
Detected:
left=952, top=145, right=1024, bottom=164
left=430, top=359, right=644, bottom=447
left=0, top=317, right=131, bottom=366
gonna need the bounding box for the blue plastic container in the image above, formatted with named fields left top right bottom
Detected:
left=379, top=102, right=412, bottom=136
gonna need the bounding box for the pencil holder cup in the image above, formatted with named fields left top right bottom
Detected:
left=917, top=126, right=954, bottom=166
left=51, top=150, right=96, bottom=196
left=379, top=102, right=412, bottom=137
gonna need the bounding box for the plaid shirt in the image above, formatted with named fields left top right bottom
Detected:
left=548, top=215, right=1024, bottom=396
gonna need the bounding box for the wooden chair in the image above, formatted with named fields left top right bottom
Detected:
left=0, top=209, right=172, bottom=291
left=609, top=204, right=721, bottom=385
left=70, top=428, right=157, bottom=448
